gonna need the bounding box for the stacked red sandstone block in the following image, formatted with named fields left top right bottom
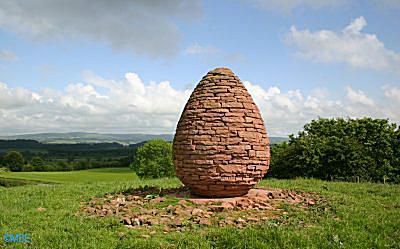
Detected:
left=173, top=67, right=270, bottom=197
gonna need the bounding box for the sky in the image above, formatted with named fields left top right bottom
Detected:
left=0, top=0, right=399, bottom=136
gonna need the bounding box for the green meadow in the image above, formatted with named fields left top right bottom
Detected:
left=0, top=167, right=136, bottom=184
left=0, top=168, right=399, bottom=248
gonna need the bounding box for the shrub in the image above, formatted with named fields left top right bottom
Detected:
left=269, top=118, right=400, bottom=183
left=130, top=140, right=174, bottom=178
left=31, top=156, right=46, bottom=171
left=73, top=160, right=89, bottom=170
left=22, top=164, right=34, bottom=172
left=3, top=151, right=25, bottom=172
left=57, top=161, right=73, bottom=171
left=0, top=167, right=9, bottom=173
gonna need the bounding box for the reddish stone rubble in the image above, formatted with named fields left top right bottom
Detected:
left=173, top=67, right=270, bottom=197
left=81, top=187, right=321, bottom=231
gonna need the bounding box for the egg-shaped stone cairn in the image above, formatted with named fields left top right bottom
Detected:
left=173, top=67, right=270, bottom=197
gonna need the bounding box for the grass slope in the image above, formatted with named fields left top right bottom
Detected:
left=0, top=169, right=399, bottom=248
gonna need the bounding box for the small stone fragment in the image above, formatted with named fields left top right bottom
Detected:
left=123, top=217, right=131, bottom=225
left=133, top=218, right=141, bottom=226
left=37, top=207, right=46, bottom=212
left=199, top=218, right=211, bottom=225
left=247, top=217, right=259, bottom=222
left=235, top=218, right=246, bottom=224
left=191, top=208, right=204, bottom=216
left=178, top=199, right=188, bottom=206
left=173, top=218, right=183, bottom=227
left=208, top=205, right=224, bottom=212
left=150, top=197, right=164, bottom=203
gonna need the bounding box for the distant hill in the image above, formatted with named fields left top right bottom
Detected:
left=0, top=132, right=174, bottom=145
left=0, top=132, right=287, bottom=145
left=269, top=137, right=289, bottom=144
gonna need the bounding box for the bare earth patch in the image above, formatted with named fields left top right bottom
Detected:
left=81, top=186, right=322, bottom=232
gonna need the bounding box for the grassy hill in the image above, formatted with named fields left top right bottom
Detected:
left=0, top=168, right=398, bottom=248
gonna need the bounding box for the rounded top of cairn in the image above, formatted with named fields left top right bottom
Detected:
left=208, top=67, right=234, bottom=76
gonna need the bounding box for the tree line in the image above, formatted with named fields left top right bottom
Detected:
left=0, top=151, right=133, bottom=172
left=269, top=118, right=400, bottom=183
left=0, top=140, right=144, bottom=172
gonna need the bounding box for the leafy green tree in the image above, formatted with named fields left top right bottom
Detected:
left=57, top=161, right=73, bottom=171
left=269, top=118, right=400, bottom=183
left=23, top=164, right=34, bottom=172
left=130, top=140, right=174, bottom=178
left=73, top=160, right=87, bottom=170
left=31, top=156, right=45, bottom=171
left=3, top=151, right=25, bottom=172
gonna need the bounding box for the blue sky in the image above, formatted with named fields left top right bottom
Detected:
left=0, top=0, right=399, bottom=136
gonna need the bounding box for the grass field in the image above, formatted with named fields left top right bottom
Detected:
left=0, top=168, right=137, bottom=184
left=0, top=168, right=399, bottom=248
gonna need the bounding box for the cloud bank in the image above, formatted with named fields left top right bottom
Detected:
left=0, top=0, right=201, bottom=58
left=0, top=72, right=398, bottom=136
left=287, top=16, right=400, bottom=73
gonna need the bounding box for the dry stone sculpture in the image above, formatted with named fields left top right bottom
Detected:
left=173, top=67, right=270, bottom=197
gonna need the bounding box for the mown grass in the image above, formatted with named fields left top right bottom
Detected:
left=0, top=168, right=399, bottom=248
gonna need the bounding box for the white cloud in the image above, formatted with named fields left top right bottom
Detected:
left=345, top=86, right=375, bottom=106
left=0, top=0, right=202, bottom=58
left=184, top=44, right=220, bottom=55
left=0, top=73, right=399, bottom=136
left=244, top=81, right=400, bottom=136
left=0, top=72, right=191, bottom=134
left=184, top=43, right=246, bottom=64
left=245, top=0, right=345, bottom=13
left=287, top=16, right=400, bottom=73
left=0, top=50, right=17, bottom=61
left=383, top=85, right=400, bottom=102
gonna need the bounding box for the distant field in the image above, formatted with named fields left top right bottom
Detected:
left=0, top=169, right=399, bottom=248
left=0, top=167, right=137, bottom=183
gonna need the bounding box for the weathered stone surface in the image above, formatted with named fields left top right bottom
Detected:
left=173, top=67, right=270, bottom=197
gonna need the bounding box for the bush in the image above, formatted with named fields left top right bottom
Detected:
left=31, top=156, right=46, bottom=171
left=269, top=118, right=400, bottom=183
left=3, top=151, right=25, bottom=172
left=57, top=161, right=73, bottom=171
left=130, top=140, right=174, bottom=178
left=22, top=164, right=34, bottom=172
left=0, top=167, right=9, bottom=173
left=73, top=160, right=89, bottom=170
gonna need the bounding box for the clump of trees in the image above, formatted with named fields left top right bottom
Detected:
left=2, top=151, right=25, bottom=172
left=269, top=118, right=400, bottom=183
left=130, top=140, right=174, bottom=178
